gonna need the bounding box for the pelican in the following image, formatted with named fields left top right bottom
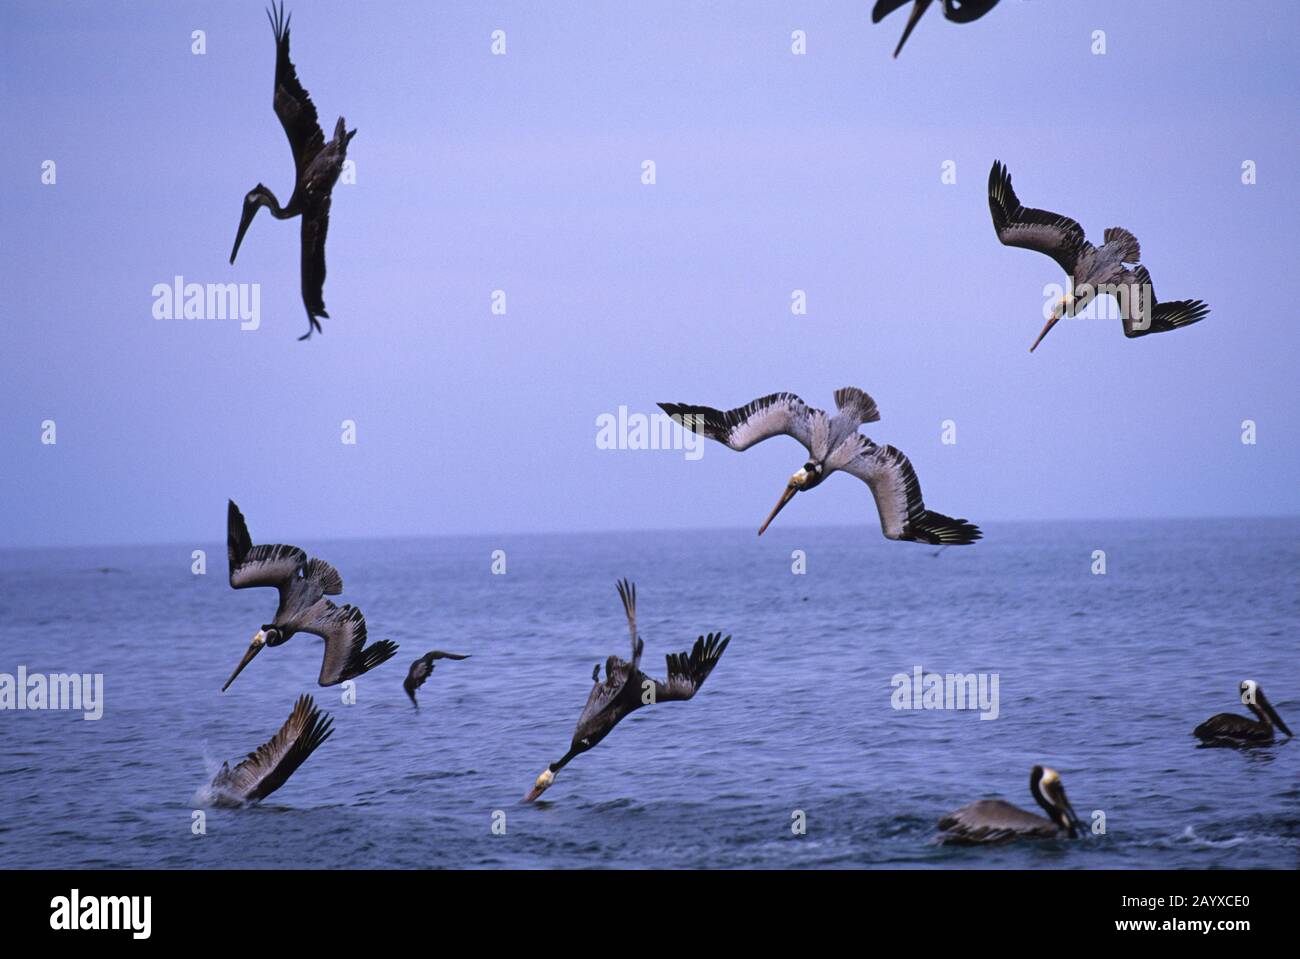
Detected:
left=229, top=2, right=356, bottom=340
left=207, top=695, right=334, bottom=807
left=872, top=0, right=1000, bottom=58
left=658, top=388, right=981, bottom=545
left=403, top=651, right=471, bottom=709
left=1194, top=681, right=1293, bottom=748
left=938, top=766, right=1082, bottom=845
left=523, top=580, right=731, bottom=802
left=223, top=500, right=398, bottom=691
left=988, top=160, right=1210, bottom=352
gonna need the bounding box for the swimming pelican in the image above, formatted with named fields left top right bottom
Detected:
left=207, top=694, right=334, bottom=806
left=223, top=500, right=398, bottom=691
left=938, top=766, right=1081, bottom=845
left=1194, top=681, right=1292, bottom=748
left=658, top=388, right=981, bottom=545
left=523, top=580, right=731, bottom=802
left=403, top=651, right=471, bottom=709
left=872, top=0, right=1000, bottom=58
left=988, top=160, right=1210, bottom=352
left=229, top=2, right=356, bottom=340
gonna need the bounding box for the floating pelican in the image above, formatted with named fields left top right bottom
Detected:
left=223, top=500, right=398, bottom=691
left=872, top=0, right=1000, bottom=58
left=1194, top=681, right=1292, bottom=748
left=403, top=650, right=471, bottom=709
left=938, top=766, right=1081, bottom=845
left=207, top=695, right=334, bottom=806
left=229, top=2, right=356, bottom=339
left=523, top=580, right=731, bottom=802
left=988, top=160, right=1210, bottom=352
left=658, top=388, right=981, bottom=545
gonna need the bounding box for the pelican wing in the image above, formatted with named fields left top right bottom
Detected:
left=1193, top=712, right=1271, bottom=745
left=300, top=196, right=331, bottom=327
left=653, top=632, right=730, bottom=703
left=300, top=602, right=399, bottom=687
left=988, top=160, right=1090, bottom=275
left=267, top=1, right=325, bottom=172
left=404, top=653, right=435, bottom=699
left=1119, top=266, right=1209, bottom=338
left=571, top=655, right=638, bottom=745
left=839, top=440, right=982, bottom=545
left=615, top=579, right=643, bottom=667
left=227, top=500, right=306, bottom=591
left=938, top=799, right=1058, bottom=844
left=658, top=392, right=820, bottom=455
left=212, top=694, right=334, bottom=803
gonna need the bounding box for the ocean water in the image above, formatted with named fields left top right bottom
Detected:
left=0, top=518, right=1296, bottom=869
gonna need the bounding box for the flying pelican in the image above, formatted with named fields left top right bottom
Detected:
left=403, top=651, right=471, bottom=709
left=207, top=694, right=334, bottom=807
left=937, top=766, right=1082, bottom=845
left=1194, top=680, right=1293, bottom=748
left=523, top=580, right=731, bottom=802
left=223, top=500, right=398, bottom=691
left=229, top=2, right=356, bottom=340
left=872, top=0, right=1000, bottom=58
left=657, top=388, right=981, bottom=545
left=988, top=160, right=1210, bottom=352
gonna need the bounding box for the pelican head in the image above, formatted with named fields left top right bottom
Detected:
left=1032, top=765, right=1081, bottom=837
left=1030, top=294, right=1071, bottom=353
left=523, top=766, right=556, bottom=803
left=221, top=626, right=275, bottom=692
left=1242, top=680, right=1293, bottom=738
left=230, top=184, right=272, bottom=264
left=758, top=462, right=822, bottom=536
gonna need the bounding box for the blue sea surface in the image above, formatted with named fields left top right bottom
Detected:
left=0, top=518, right=1296, bottom=868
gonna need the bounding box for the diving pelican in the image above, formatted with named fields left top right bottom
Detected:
left=1194, top=681, right=1292, bottom=748
left=206, top=695, right=334, bottom=807
left=403, top=650, right=471, bottom=709
left=938, top=766, right=1082, bottom=845
left=229, top=2, right=356, bottom=340
left=523, top=580, right=731, bottom=802
left=658, top=388, right=981, bottom=545
left=872, top=0, right=1000, bottom=58
left=988, top=160, right=1210, bottom=352
left=223, top=500, right=398, bottom=691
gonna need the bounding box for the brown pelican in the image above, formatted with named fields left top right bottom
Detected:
left=229, top=2, right=356, bottom=340
left=403, top=651, right=471, bottom=708
left=873, top=0, right=1000, bottom=58
left=658, top=389, right=981, bottom=545
left=938, top=766, right=1081, bottom=845
left=1194, top=681, right=1293, bottom=748
left=523, top=580, right=731, bottom=802
left=988, top=160, right=1210, bottom=352
left=207, top=695, right=334, bottom=807
left=223, top=500, right=398, bottom=691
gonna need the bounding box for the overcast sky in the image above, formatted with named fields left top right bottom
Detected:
left=2, top=1, right=1295, bottom=548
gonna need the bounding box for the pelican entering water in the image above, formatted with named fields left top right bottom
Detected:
left=223, top=500, right=398, bottom=691
left=1194, top=680, right=1292, bottom=748
left=403, top=650, right=471, bottom=708
left=207, top=694, right=334, bottom=807
left=937, top=766, right=1082, bottom=844
left=523, top=580, right=731, bottom=802
left=229, top=2, right=356, bottom=339
left=659, top=388, right=980, bottom=545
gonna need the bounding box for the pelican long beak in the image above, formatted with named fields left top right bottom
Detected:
left=1059, top=791, right=1082, bottom=837
left=758, top=483, right=798, bottom=536
left=522, top=784, right=546, bottom=803
left=221, top=635, right=264, bottom=692
left=523, top=768, right=555, bottom=802
left=1029, top=300, right=1066, bottom=353
left=230, top=202, right=257, bottom=264
left=1261, top=696, right=1293, bottom=738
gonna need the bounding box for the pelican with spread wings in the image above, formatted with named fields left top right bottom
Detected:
left=207, top=695, right=334, bottom=807
left=523, top=580, right=731, bottom=802
left=658, top=388, right=981, bottom=545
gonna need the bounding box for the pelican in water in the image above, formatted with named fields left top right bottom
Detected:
left=938, top=766, right=1082, bottom=845
left=1194, top=680, right=1292, bottom=748
left=223, top=500, right=398, bottom=691
left=523, top=580, right=731, bottom=802
left=229, top=2, right=356, bottom=339
left=873, top=0, right=1000, bottom=58
left=988, top=160, right=1210, bottom=352
left=403, top=650, right=471, bottom=709
left=658, top=388, right=981, bottom=545
left=207, top=695, right=334, bottom=807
